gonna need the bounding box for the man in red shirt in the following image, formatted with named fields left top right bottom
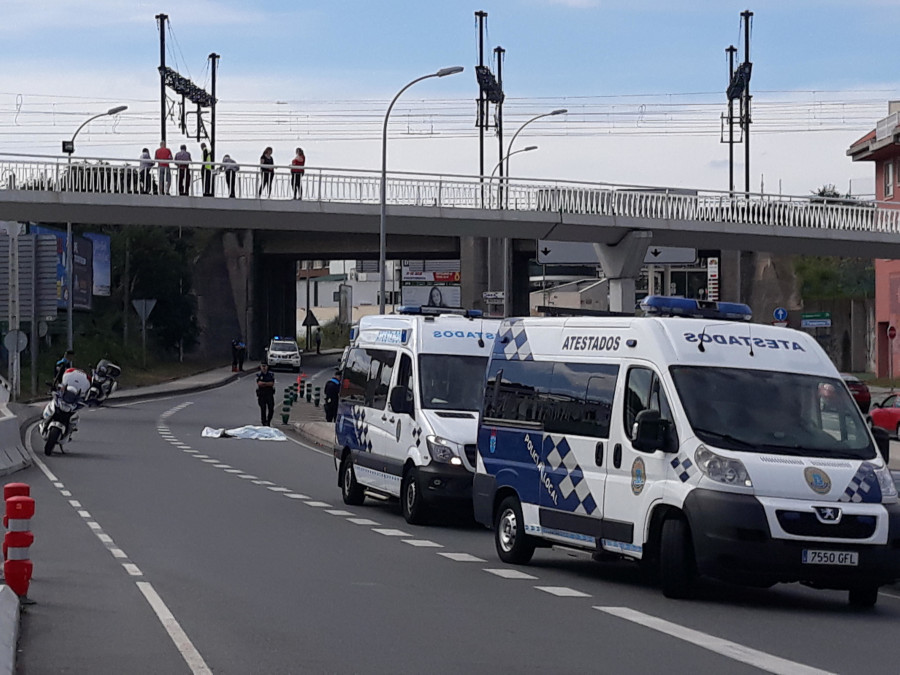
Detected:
left=154, top=141, right=173, bottom=195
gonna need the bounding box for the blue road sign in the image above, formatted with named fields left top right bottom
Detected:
left=773, top=307, right=788, bottom=322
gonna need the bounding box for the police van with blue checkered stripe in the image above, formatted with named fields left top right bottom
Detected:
left=473, top=296, right=900, bottom=605
left=335, top=307, right=500, bottom=525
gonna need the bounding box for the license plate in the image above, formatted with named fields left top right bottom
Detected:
left=802, top=549, right=858, bottom=566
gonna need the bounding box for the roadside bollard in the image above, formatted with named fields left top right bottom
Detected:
left=314, top=386, right=321, bottom=407
left=281, top=403, right=291, bottom=425
left=290, top=383, right=298, bottom=403
left=4, top=494, right=34, bottom=600
left=3, top=483, right=30, bottom=559
left=306, top=381, right=312, bottom=403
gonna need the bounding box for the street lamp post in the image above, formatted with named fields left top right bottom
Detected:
left=63, top=105, right=128, bottom=351
left=500, top=108, right=566, bottom=315
left=490, top=146, right=537, bottom=208
left=379, top=67, right=463, bottom=314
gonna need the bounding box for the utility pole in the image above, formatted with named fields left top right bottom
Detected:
left=156, top=13, right=168, bottom=143
left=495, top=46, right=505, bottom=210
left=209, top=52, right=220, bottom=162
left=726, top=45, right=737, bottom=195
left=741, top=9, right=753, bottom=194
left=475, top=11, right=487, bottom=204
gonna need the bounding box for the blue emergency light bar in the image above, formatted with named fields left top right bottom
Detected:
left=397, top=306, right=483, bottom=318
left=640, top=295, right=752, bottom=321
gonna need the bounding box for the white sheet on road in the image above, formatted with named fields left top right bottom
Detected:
left=201, top=425, right=287, bottom=441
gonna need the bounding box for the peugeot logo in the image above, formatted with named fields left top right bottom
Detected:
left=813, top=506, right=842, bottom=524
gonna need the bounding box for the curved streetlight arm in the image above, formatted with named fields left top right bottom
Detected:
left=379, top=67, right=463, bottom=313
left=490, top=146, right=538, bottom=179
left=69, top=105, right=129, bottom=144
left=505, top=108, right=567, bottom=176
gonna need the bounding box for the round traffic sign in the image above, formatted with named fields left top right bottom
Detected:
left=773, top=307, right=788, bottom=322
left=889, top=325, right=897, bottom=340
left=3, top=330, right=27, bottom=353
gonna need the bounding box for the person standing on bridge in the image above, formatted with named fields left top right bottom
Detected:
left=175, top=144, right=192, bottom=196
left=259, top=147, right=274, bottom=197
left=221, top=155, right=239, bottom=198
left=256, top=362, right=276, bottom=426
left=200, top=142, right=214, bottom=196
left=139, top=148, right=153, bottom=194
left=155, top=141, right=173, bottom=195
left=291, top=147, right=305, bottom=199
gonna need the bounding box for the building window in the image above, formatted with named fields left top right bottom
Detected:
left=885, top=160, right=894, bottom=198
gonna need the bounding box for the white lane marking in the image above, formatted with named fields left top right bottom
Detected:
left=192, top=455, right=210, bottom=459
left=267, top=487, right=291, bottom=493
left=284, top=434, right=332, bottom=457
left=87, top=521, right=102, bottom=531
left=213, top=464, right=231, bottom=469
left=182, top=449, right=197, bottom=453
left=111, top=548, right=127, bottom=559
left=372, top=528, right=412, bottom=537
left=402, top=539, right=443, bottom=548
left=325, top=509, right=354, bottom=516
left=136, top=581, right=213, bottom=675
left=536, top=586, right=591, bottom=598
left=175, top=445, right=192, bottom=450
left=238, top=474, right=257, bottom=479
left=52, top=482, right=63, bottom=488
left=97, top=534, right=113, bottom=544
left=224, top=469, right=243, bottom=474
left=77, top=510, right=91, bottom=518
left=284, top=494, right=310, bottom=500
left=200, top=459, right=219, bottom=463
left=484, top=568, right=538, bottom=580
left=347, top=518, right=379, bottom=526
left=68, top=500, right=81, bottom=508
left=60, top=490, right=71, bottom=497
left=123, top=563, right=143, bottom=577
left=595, top=607, right=836, bottom=675
left=438, top=553, right=485, bottom=562
left=304, top=501, right=332, bottom=508
left=252, top=480, right=275, bottom=486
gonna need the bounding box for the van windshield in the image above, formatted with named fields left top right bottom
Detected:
left=270, top=340, right=298, bottom=353
left=670, top=366, right=875, bottom=460
left=419, top=355, right=488, bottom=411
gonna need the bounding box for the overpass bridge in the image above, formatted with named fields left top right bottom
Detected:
left=1, top=152, right=897, bottom=347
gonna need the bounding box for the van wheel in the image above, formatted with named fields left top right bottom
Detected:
left=660, top=516, right=697, bottom=599
left=401, top=469, right=428, bottom=525
left=341, top=457, right=365, bottom=506
left=494, top=496, right=535, bottom=565
left=848, top=585, right=879, bottom=608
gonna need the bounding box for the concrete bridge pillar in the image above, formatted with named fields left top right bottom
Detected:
left=595, top=231, right=653, bottom=313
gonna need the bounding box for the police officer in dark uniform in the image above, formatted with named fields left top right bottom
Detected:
left=324, top=369, right=341, bottom=423
left=256, top=362, right=276, bottom=426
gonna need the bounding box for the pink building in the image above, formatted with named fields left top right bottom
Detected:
left=847, top=102, right=900, bottom=377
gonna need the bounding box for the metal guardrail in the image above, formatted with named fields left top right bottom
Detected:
left=0, top=152, right=898, bottom=235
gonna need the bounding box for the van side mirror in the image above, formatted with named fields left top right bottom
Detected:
left=390, top=386, right=414, bottom=415
left=632, top=409, right=671, bottom=453
left=872, top=426, right=890, bottom=464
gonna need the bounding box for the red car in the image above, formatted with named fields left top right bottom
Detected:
left=841, top=373, right=871, bottom=414
left=869, top=393, right=900, bottom=437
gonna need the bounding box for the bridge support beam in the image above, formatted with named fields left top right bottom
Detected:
left=595, top=231, right=652, bottom=313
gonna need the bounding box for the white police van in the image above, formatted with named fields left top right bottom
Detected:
left=335, top=307, right=500, bottom=524
left=474, top=296, right=900, bottom=605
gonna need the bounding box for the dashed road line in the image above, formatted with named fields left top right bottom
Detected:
left=484, top=568, right=538, bottom=580
left=595, top=606, right=835, bottom=675
left=536, top=586, right=591, bottom=598
left=373, top=528, right=412, bottom=537
left=347, top=518, right=380, bottom=525
left=438, top=553, right=485, bottom=562
left=304, top=501, right=332, bottom=508
left=403, top=539, right=443, bottom=548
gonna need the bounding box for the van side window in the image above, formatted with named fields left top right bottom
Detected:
left=624, top=367, right=673, bottom=441
left=484, top=360, right=619, bottom=438
left=367, top=349, right=396, bottom=410
left=342, top=348, right=371, bottom=404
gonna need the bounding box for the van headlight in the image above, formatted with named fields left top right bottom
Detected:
left=875, top=465, right=898, bottom=502
left=695, top=445, right=752, bottom=488
left=426, top=436, right=462, bottom=465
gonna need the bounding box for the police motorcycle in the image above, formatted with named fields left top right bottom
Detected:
left=39, top=369, right=90, bottom=456
left=85, top=359, right=121, bottom=406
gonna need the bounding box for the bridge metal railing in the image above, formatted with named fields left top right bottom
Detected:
left=0, top=152, right=898, bottom=235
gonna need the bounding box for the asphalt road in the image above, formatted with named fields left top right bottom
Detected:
left=13, top=367, right=900, bottom=674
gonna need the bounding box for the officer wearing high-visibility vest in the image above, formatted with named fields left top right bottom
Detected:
left=201, top=142, right=214, bottom=196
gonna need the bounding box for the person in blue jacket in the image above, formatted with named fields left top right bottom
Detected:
left=324, top=370, right=341, bottom=423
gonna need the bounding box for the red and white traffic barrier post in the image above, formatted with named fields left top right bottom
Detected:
left=3, top=483, right=34, bottom=601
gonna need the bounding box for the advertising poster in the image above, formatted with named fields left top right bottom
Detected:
left=402, top=284, right=461, bottom=308
left=30, top=225, right=94, bottom=310
left=84, top=232, right=111, bottom=296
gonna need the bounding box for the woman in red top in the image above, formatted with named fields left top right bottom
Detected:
left=291, top=147, right=305, bottom=200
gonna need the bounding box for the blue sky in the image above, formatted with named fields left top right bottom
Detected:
left=1, top=0, right=897, bottom=195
